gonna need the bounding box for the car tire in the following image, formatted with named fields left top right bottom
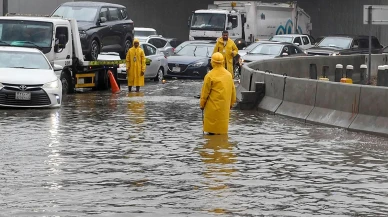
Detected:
left=120, top=39, right=132, bottom=60
left=96, top=70, right=109, bottom=91
left=154, top=67, right=164, bottom=81
left=60, top=70, right=74, bottom=94
left=86, top=39, right=100, bottom=61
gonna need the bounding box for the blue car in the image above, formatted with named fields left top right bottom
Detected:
left=165, top=42, right=215, bottom=79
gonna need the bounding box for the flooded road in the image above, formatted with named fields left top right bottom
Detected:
left=1, top=80, right=388, bottom=217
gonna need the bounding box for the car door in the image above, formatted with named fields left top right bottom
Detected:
left=98, top=7, right=111, bottom=50
left=301, top=36, right=311, bottom=49
left=293, top=36, right=302, bottom=48
left=107, top=7, right=124, bottom=50
left=142, top=44, right=159, bottom=78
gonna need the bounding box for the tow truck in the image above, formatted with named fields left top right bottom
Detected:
left=1, top=13, right=124, bottom=94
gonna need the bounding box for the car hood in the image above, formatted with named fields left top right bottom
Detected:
left=0, top=68, right=56, bottom=85
left=77, top=21, right=96, bottom=31
left=243, top=54, right=278, bottom=62
left=167, top=55, right=208, bottom=64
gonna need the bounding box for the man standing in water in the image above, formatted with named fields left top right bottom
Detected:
left=213, top=30, right=238, bottom=78
left=200, top=52, right=236, bottom=135
left=126, top=39, right=146, bottom=92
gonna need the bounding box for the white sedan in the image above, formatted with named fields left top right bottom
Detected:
left=98, top=42, right=167, bottom=81
left=0, top=46, right=62, bottom=108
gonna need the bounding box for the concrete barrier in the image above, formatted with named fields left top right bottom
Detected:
left=237, top=65, right=254, bottom=101
left=349, top=85, right=388, bottom=136
left=306, top=81, right=361, bottom=128
left=276, top=77, right=317, bottom=121
left=250, top=70, right=265, bottom=92
left=258, top=73, right=285, bottom=113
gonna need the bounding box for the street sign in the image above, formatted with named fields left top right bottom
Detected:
left=363, top=5, right=388, bottom=25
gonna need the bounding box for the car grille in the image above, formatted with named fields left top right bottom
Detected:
left=0, top=87, right=51, bottom=106
left=167, top=63, right=189, bottom=73
left=307, top=52, right=331, bottom=56
left=194, top=37, right=217, bottom=41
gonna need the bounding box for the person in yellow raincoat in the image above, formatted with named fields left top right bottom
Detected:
left=212, top=31, right=238, bottom=78
left=200, top=52, right=236, bottom=135
left=126, top=39, right=146, bottom=92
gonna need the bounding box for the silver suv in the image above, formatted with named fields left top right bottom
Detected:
left=140, top=35, right=176, bottom=57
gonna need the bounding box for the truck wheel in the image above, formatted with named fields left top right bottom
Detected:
left=86, top=39, right=100, bottom=61
left=60, top=70, right=74, bottom=94
left=120, top=39, right=131, bottom=60
left=96, top=70, right=109, bottom=91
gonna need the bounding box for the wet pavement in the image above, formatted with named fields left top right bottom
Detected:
left=1, top=79, right=388, bottom=217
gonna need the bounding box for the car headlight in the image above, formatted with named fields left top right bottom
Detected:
left=43, top=80, right=60, bottom=89
left=190, top=62, right=205, bottom=67
left=331, top=52, right=340, bottom=56
left=79, top=30, right=87, bottom=38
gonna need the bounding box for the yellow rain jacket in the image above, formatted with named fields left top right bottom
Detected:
left=200, top=65, right=236, bottom=134
left=126, top=39, right=146, bottom=87
left=212, top=37, right=238, bottom=78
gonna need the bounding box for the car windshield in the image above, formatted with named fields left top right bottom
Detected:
left=270, top=36, right=293, bottom=43
left=250, top=44, right=283, bottom=55
left=0, top=20, right=53, bottom=49
left=191, top=13, right=226, bottom=31
left=317, top=37, right=353, bottom=49
left=52, top=6, right=98, bottom=22
left=245, top=42, right=262, bottom=52
left=176, top=45, right=213, bottom=57
left=0, top=50, right=51, bottom=69
left=135, top=30, right=157, bottom=37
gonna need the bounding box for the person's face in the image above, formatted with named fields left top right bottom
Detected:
left=134, top=42, right=139, bottom=48
left=222, top=33, right=228, bottom=41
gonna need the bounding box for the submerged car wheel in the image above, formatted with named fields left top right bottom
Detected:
left=154, top=67, right=164, bottom=81
left=87, top=39, right=100, bottom=61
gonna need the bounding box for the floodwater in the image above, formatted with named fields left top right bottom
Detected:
left=1, top=80, right=388, bottom=217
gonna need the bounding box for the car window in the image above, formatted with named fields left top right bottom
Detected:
left=108, top=8, right=121, bottom=21
left=176, top=45, right=196, bottom=56
left=318, top=37, right=352, bottom=49
left=149, top=38, right=165, bottom=48
left=144, top=44, right=157, bottom=56
left=100, top=7, right=108, bottom=20
left=308, top=35, right=316, bottom=44
left=302, top=36, right=309, bottom=45
left=250, top=44, right=283, bottom=55
left=52, top=6, right=98, bottom=22
left=287, top=45, right=299, bottom=55
left=194, top=46, right=209, bottom=57
left=158, top=39, right=167, bottom=48
left=358, top=39, right=369, bottom=49
left=372, top=38, right=381, bottom=49
left=270, top=36, right=293, bottom=43
left=293, top=37, right=302, bottom=45
left=119, top=8, right=128, bottom=19
left=0, top=51, right=51, bottom=69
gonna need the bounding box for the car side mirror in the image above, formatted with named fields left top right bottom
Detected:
left=282, top=53, right=289, bottom=56
left=53, top=64, right=63, bottom=71
left=294, top=43, right=300, bottom=46
left=99, top=17, right=107, bottom=24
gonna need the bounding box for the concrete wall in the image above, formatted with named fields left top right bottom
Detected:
left=239, top=54, right=388, bottom=137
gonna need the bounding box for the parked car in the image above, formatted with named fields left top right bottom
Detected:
left=165, top=42, right=216, bottom=79
left=0, top=46, right=62, bottom=108
left=134, top=27, right=158, bottom=41
left=306, top=35, right=384, bottom=56
left=140, top=35, right=176, bottom=57
left=269, top=34, right=316, bottom=49
left=98, top=43, right=168, bottom=81
left=241, top=42, right=306, bottom=63
left=51, top=1, right=135, bottom=61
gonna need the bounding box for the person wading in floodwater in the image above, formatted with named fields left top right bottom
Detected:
left=213, top=30, right=238, bottom=78
left=200, top=52, right=236, bottom=135
left=126, top=38, right=146, bottom=92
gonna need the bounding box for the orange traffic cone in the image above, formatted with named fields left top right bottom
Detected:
left=108, top=70, right=120, bottom=93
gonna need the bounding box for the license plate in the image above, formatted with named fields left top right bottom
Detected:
left=15, top=92, right=31, bottom=100
left=78, top=78, right=84, bottom=84
left=172, top=67, right=181, bottom=72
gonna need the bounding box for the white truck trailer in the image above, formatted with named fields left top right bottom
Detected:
left=188, top=1, right=312, bottom=48
left=0, top=14, right=125, bottom=94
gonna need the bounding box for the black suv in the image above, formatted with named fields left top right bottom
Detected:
left=306, top=35, right=383, bottom=56
left=52, top=2, right=134, bottom=60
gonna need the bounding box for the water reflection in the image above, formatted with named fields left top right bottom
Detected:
left=127, top=92, right=145, bottom=126
left=199, top=134, right=237, bottom=214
